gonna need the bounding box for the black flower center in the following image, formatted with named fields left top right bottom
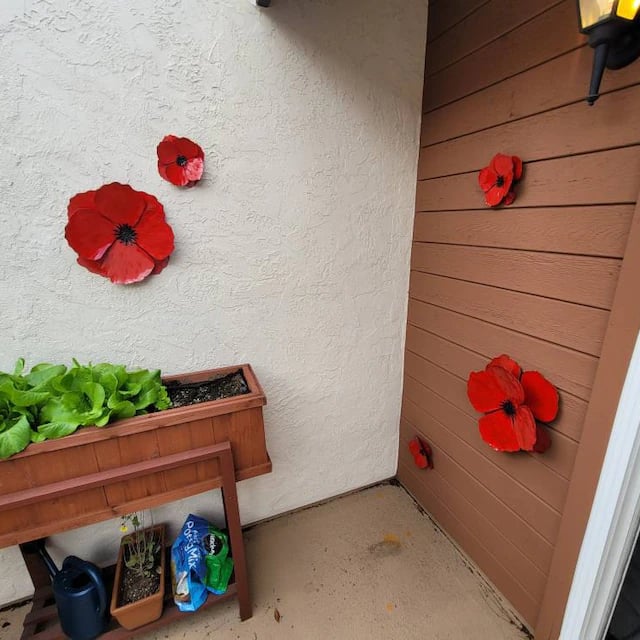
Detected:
left=496, top=175, right=505, bottom=187
left=502, top=400, right=516, bottom=416
left=176, top=155, right=188, bottom=167
left=115, top=224, right=137, bottom=245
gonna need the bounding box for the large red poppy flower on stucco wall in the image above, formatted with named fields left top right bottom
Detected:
left=65, top=183, right=175, bottom=285
left=467, top=355, right=558, bottom=453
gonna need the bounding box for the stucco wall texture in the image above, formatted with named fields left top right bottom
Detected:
left=0, top=0, right=427, bottom=604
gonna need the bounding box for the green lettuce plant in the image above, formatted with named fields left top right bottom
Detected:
left=0, top=359, right=171, bottom=460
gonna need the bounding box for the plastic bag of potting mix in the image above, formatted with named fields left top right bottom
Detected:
left=171, top=514, right=234, bottom=612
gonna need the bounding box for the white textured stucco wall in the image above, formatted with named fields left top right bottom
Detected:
left=0, top=0, right=426, bottom=604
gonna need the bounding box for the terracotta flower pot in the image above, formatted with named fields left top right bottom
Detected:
left=0, top=364, right=270, bottom=547
left=110, top=524, right=166, bottom=630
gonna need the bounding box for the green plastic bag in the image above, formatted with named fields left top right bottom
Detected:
left=203, top=525, right=234, bottom=595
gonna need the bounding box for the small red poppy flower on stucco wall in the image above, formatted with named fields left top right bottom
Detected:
left=157, top=135, right=204, bottom=187
left=478, top=154, right=523, bottom=207
left=467, top=355, right=557, bottom=453
left=65, top=182, right=175, bottom=285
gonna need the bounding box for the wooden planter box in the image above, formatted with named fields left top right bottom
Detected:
left=0, top=364, right=270, bottom=548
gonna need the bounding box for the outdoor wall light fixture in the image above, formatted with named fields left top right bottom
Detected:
left=578, top=0, right=640, bottom=104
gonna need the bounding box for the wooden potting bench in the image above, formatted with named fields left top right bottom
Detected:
left=1, top=441, right=258, bottom=640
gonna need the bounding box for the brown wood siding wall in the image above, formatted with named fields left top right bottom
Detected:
left=398, top=0, right=640, bottom=633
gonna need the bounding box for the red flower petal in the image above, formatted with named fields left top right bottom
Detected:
left=159, top=162, right=190, bottom=187
left=512, top=156, right=523, bottom=181
left=157, top=135, right=180, bottom=164
left=533, top=424, right=552, bottom=453
left=512, top=405, right=537, bottom=451
left=491, top=154, right=515, bottom=176
left=65, top=210, right=115, bottom=260
left=478, top=412, right=520, bottom=452
left=521, top=371, right=559, bottom=422
left=151, top=256, right=170, bottom=275
left=503, top=191, right=516, bottom=206
left=174, top=137, right=204, bottom=160
left=184, top=157, right=204, bottom=183
left=487, top=355, right=522, bottom=378
left=485, top=184, right=510, bottom=207
left=67, top=190, right=96, bottom=219
left=99, top=242, right=155, bottom=284
left=492, top=366, right=525, bottom=405
left=135, top=210, right=175, bottom=260
left=94, top=183, right=145, bottom=226
left=467, top=367, right=524, bottom=413
left=478, top=167, right=497, bottom=192
left=468, top=370, right=507, bottom=413
left=77, top=256, right=106, bottom=276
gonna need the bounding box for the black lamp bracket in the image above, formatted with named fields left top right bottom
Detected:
left=585, top=20, right=640, bottom=104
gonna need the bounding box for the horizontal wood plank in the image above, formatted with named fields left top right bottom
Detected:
left=426, top=0, right=561, bottom=77
left=398, top=460, right=539, bottom=627
left=413, top=207, right=634, bottom=258
left=421, top=46, right=640, bottom=146
left=408, top=298, right=596, bottom=407
left=401, top=394, right=561, bottom=544
left=412, top=243, right=620, bottom=310
left=420, top=85, right=640, bottom=179
left=397, top=437, right=548, bottom=603
left=403, top=345, right=579, bottom=479
left=424, top=0, right=583, bottom=112
left=402, top=369, right=569, bottom=512
left=399, top=420, right=554, bottom=574
left=427, top=0, right=490, bottom=43
left=416, top=147, right=640, bottom=212
left=409, top=271, right=609, bottom=356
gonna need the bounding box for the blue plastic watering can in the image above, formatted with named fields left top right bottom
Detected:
left=32, top=539, right=108, bottom=640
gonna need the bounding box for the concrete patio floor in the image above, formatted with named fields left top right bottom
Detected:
left=0, top=483, right=530, bottom=640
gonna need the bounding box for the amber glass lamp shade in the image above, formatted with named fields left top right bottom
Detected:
left=577, top=0, right=640, bottom=104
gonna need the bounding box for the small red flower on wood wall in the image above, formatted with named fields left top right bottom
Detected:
left=65, top=182, right=175, bottom=285
left=467, top=355, right=557, bottom=453
left=157, top=135, right=205, bottom=187
left=478, top=154, right=523, bottom=207
left=409, top=436, right=433, bottom=469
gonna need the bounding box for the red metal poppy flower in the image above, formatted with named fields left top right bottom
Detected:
left=468, top=354, right=559, bottom=453
left=65, top=183, right=174, bottom=285
left=478, top=154, right=523, bottom=207
left=467, top=366, right=537, bottom=452
left=409, top=436, right=432, bottom=469
left=157, top=135, right=204, bottom=187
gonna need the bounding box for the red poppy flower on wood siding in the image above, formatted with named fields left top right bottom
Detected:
left=478, top=154, right=523, bottom=207
left=467, top=354, right=558, bottom=453
left=65, top=183, right=174, bottom=285
left=157, top=135, right=204, bottom=187
left=409, top=436, right=432, bottom=469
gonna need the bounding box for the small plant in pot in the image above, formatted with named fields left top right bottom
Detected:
left=110, top=513, right=166, bottom=630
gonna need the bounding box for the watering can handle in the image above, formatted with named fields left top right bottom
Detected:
left=64, top=556, right=108, bottom=617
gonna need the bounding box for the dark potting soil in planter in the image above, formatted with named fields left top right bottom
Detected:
left=165, top=370, right=249, bottom=408
left=120, top=566, right=161, bottom=606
